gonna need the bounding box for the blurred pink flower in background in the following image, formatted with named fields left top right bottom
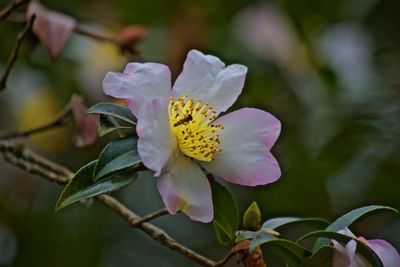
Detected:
left=232, top=3, right=301, bottom=68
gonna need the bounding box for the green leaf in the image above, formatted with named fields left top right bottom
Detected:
left=98, top=115, right=134, bottom=137
left=249, top=232, right=311, bottom=266
left=299, top=245, right=333, bottom=267
left=261, top=217, right=329, bottom=230
left=211, top=180, right=239, bottom=246
left=298, top=230, right=384, bottom=267
left=326, top=205, right=397, bottom=232
left=94, top=136, right=142, bottom=180
left=314, top=205, right=397, bottom=251
left=268, top=243, right=307, bottom=267
left=213, top=223, right=232, bottom=246
left=236, top=228, right=280, bottom=243
left=243, top=202, right=262, bottom=231
left=87, top=102, right=137, bottom=125
left=56, top=161, right=137, bottom=211
left=250, top=232, right=310, bottom=256
left=235, top=231, right=258, bottom=243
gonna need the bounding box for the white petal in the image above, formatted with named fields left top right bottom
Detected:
left=157, top=153, right=213, bottom=223
left=172, top=50, right=247, bottom=115
left=136, top=97, right=176, bottom=176
left=201, top=108, right=281, bottom=186
left=103, top=62, right=171, bottom=116
left=332, top=240, right=352, bottom=267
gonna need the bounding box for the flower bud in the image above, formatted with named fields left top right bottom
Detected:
left=243, top=201, right=261, bottom=231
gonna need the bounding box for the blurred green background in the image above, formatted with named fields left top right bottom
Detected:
left=1, top=0, right=399, bottom=266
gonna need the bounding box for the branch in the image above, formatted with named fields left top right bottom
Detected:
left=1, top=143, right=69, bottom=185
left=73, top=26, right=115, bottom=43
left=97, top=194, right=219, bottom=266
left=0, top=103, right=71, bottom=140
left=0, top=0, right=28, bottom=22
left=0, top=14, right=35, bottom=91
left=0, top=141, right=234, bottom=267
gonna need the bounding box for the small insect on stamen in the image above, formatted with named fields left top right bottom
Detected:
left=169, top=96, right=223, bottom=162
left=173, top=114, right=193, bottom=127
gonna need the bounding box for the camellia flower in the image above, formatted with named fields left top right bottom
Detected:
left=332, top=228, right=400, bottom=267
left=102, top=50, right=281, bottom=222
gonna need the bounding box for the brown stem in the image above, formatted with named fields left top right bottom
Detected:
left=131, top=208, right=169, bottom=226
left=0, top=103, right=71, bottom=140
left=73, top=26, right=115, bottom=43
left=0, top=141, right=234, bottom=267
left=0, top=0, right=28, bottom=22
left=0, top=14, right=35, bottom=90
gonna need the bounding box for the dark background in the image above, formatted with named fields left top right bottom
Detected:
left=0, top=0, right=399, bottom=266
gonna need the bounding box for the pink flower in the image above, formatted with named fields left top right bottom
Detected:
left=102, top=50, right=281, bottom=222
left=332, top=228, right=400, bottom=267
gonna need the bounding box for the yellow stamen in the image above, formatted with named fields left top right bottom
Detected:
left=168, top=95, right=223, bottom=161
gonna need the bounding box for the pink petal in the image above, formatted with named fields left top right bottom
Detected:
left=332, top=239, right=372, bottom=267
left=368, top=239, right=400, bottom=267
left=27, top=1, right=77, bottom=60
left=201, top=108, right=281, bottom=186
left=103, top=62, right=171, bottom=117
left=332, top=239, right=353, bottom=267
left=136, top=97, right=176, bottom=176
left=172, top=50, right=247, bottom=115
left=157, top=153, right=213, bottom=223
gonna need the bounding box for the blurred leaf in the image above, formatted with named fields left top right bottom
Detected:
left=87, top=103, right=137, bottom=125
left=243, top=201, right=261, bottom=231
left=94, top=136, right=141, bottom=180
left=56, top=161, right=137, bottom=211
left=98, top=115, right=134, bottom=137
left=299, top=245, right=333, bottom=267
left=26, top=1, right=76, bottom=60
left=298, top=230, right=384, bottom=267
left=70, top=95, right=99, bottom=147
left=314, top=205, right=398, bottom=250
left=262, top=217, right=329, bottom=230
left=211, top=180, right=239, bottom=246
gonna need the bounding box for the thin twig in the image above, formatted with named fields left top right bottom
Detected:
left=74, top=26, right=115, bottom=43
left=0, top=0, right=28, bottom=22
left=0, top=14, right=35, bottom=90
left=214, top=251, right=235, bottom=267
left=0, top=103, right=71, bottom=140
left=0, top=141, right=234, bottom=267
left=130, top=207, right=169, bottom=226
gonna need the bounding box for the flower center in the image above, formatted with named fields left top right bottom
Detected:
left=168, top=95, right=223, bottom=161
